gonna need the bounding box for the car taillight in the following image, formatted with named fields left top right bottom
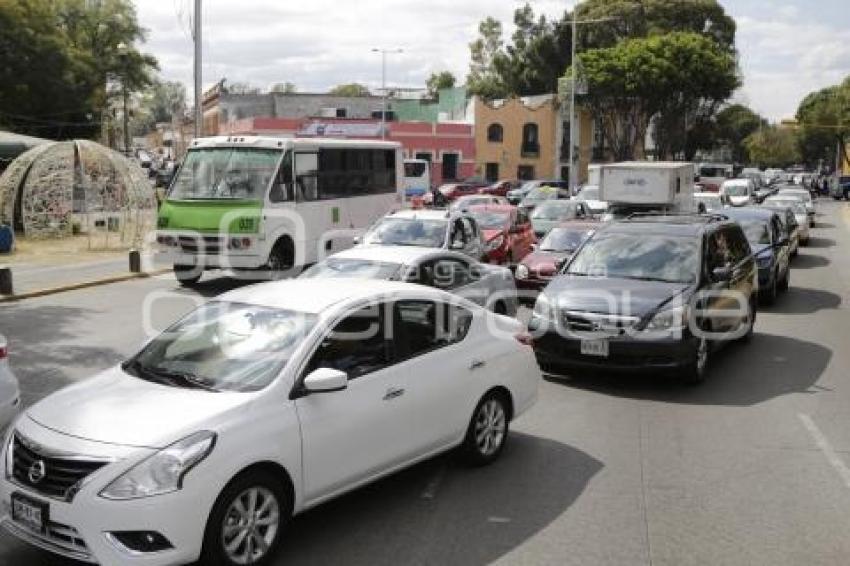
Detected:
left=514, top=332, right=534, bottom=347
left=0, top=345, right=7, bottom=359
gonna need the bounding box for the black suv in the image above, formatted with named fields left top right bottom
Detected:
left=530, top=214, right=758, bottom=384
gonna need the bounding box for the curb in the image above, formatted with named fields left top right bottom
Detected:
left=0, top=268, right=171, bottom=303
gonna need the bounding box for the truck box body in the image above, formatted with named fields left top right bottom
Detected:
left=600, top=162, right=695, bottom=211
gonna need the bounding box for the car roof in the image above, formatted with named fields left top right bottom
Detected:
left=328, top=245, right=468, bottom=265
left=603, top=215, right=735, bottom=237
left=720, top=207, right=778, bottom=222
left=467, top=204, right=514, bottom=213
left=219, top=278, right=446, bottom=314
left=554, top=220, right=599, bottom=230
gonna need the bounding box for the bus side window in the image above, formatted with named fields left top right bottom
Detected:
left=270, top=152, right=293, bottom=203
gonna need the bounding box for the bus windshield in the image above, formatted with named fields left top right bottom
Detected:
left=169, top=147, right=282, bottom=200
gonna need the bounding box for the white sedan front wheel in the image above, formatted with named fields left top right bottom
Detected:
left=460, top=392, right=510, bottom=466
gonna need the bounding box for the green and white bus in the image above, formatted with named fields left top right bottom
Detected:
left=155, top=136, right=404, bottom=285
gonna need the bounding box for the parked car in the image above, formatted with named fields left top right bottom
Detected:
left=518, top=185, right=571, bottom=214
left=694, top=191, right=730, bottom=212
left=515, top=221, right=598, bottom=294
left=762, top=197, right=810, bottom=245
left=0, top=336, right=20, bottom=430
left=776, top=187, right=815, bottom=226
left=359, top=209, right=484, bottom=260
left=449, top=194, right=509, bottom=213
left=769, top=204, right=801, bottom=257
left=722, top=207, right=791, bottom=304
left=720, top=179, right=755, bottom=206
left=832, top=175, right=850, bottom=200
left=574, top=185, right=608, bottom=215
left=0, top=279, right=540, bottom=565
left=530, top=214, right=758, bottom=384
left=529, top=200, right=591, bottom=238
left=479, top=179, right=520, bottom=197
left=506, top=180, right=568, bottom=205
left=301, top=246, right=518, bottom=315
left=465, top=204, right=535, bottom=266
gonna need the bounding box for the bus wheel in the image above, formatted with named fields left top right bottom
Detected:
left=174, top=265, right=202, bottom=287
left=267, top=239, right=294, bottom=279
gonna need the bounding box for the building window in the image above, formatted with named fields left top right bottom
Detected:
left=485, top=163, right=499, bottom=182
left=592, top=116, right=607, bottom=161
left=487, top=123, right=503, bottom=143
left=415, top=152, right=433, bottom=163
left=521, top=123, right=539, bottom=158
left=442, top=153, right=459, bottom=181
left=517, top=165, right=535, bottom=180
left=560, top=120, right=571, bottom=161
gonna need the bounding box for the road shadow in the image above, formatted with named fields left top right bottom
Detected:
left=546, top=333, right=830, bottom=407
left=790, top=253, right=830, bottom=269
left=762, top=286, right=841, bottom=314
left=275, top=433, right=602, bottom=566
left=805, top=236, right=835, bottom=248
left=0, top=304, right=121, bottom=402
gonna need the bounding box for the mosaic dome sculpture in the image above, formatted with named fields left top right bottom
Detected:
left=0, top=140, right=156, bottom=244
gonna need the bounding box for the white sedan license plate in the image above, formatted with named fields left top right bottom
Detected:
left=11, top=494, right=47, bottom=532
left=581, top=338, right=609, bottom=357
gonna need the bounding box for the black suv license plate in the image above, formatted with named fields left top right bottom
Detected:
left=11, top=493, right=48, bottom=533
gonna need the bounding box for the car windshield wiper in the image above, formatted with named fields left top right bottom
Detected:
left=620, top=275, right=686, bottom=283
left=145, top=365, right=221, bottom=392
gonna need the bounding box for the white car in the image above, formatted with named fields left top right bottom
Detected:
left=574, top=185, right=608, bottom=215
left=449, top=194, right=509, bottom=213
left=763, top=197, right=810, bottom=244
left=301, top=246, right=518, bottom=315
left=0, top=336, right=20, bottom=430
left=776, top=187, right=815, bottom=226
left=358, top=209, right=484, bottom=260
left=694, top=191, right=730, bottom=212
left=0, top=279, right=539, bottom=565
left=720, top=179, right=755, bottom=206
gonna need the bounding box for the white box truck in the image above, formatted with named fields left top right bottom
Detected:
left=599, top=161, right=696, bottom=219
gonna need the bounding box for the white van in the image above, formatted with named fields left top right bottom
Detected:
left=720, top=178, right=755, bottom=206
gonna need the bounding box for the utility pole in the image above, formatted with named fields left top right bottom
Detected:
left=372, top=48, right=402, bottom=140
left=123, top=83, right=130, bottom=155
left=193, top=0, right=202, bottom=139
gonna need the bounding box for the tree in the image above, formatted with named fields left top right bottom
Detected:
left=0, top=0, right=157, bottom=140
left=426, top=72, right=456, bottom=99
left=328, top=83, right=371, bottom=97
left=715, top=104, right=766, bottom=163
left=225, top=82, right=262, bottom=95
left=573, top=32, right=738, bottom=160
left=796, top=77, right=850, bottom=170
left=270, top=82, right=297, bottom=94
left=744, top=126, right=801, bottom=168
left=466, top=17, right=507, bottom=99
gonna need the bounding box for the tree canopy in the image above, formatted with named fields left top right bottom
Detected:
left=271, top=82, right=297, bottom=94
left=714, top=104, right=767, bottom=163
left=426, top=72, right=456, bottom=99
left=744, top=126, right=801, bottom=169
left=0, top=0, right=157, bottom=140
left=328, top=83, right=371, bottom=97
left=796, top=76, right=850, bottom=170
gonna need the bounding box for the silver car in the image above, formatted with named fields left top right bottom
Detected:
left=301, top=246, right=518, bottom=315
left=0, top=335, right=21, bottom=430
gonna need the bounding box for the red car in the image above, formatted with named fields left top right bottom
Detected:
left=466, top=204, right=535, bottom=266
left=479, top=179, right=521, bottom=197
left=515, top=220, right=599, bottom=293
left=422, top=183, right=477, bottom=205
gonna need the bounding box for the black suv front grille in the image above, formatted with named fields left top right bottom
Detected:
left=11, top=434, right=108, bottom=502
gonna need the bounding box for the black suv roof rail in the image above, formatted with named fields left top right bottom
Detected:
left=624, top=212, right=729, bottom=223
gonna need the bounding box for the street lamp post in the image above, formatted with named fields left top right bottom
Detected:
left=117, top=42, right=130, bottom=156
left=565, top=16, right=618, bottom=192
left=372, top=48, right=403, bottom=140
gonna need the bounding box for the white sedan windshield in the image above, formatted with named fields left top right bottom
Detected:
left=364, top=218, right=447, bottom=248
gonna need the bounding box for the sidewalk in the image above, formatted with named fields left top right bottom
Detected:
left=0, top=236, right=166, bottom=298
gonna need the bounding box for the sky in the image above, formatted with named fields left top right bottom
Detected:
left=134, top=0, right=850, bottom=121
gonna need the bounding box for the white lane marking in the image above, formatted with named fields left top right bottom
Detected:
left=420, top=464, right=447, bottom=500
left=799, top=413, right=850, bottom=489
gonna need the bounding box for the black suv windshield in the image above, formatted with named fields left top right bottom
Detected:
left=125, top=302, right=317, bottom=392
left=568, top=232, right=699, bottom=283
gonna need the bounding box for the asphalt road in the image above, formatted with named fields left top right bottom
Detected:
left=1, top=200, right=849, bottom=565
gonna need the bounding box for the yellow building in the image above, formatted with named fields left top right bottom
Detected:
left=473, top=95, right=594, bottom=184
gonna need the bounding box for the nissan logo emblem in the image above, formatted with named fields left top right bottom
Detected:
left=28, top=460, right=46, bottom=484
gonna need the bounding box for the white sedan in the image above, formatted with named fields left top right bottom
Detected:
left=300, top=246, right=519, bottom=316
left=0, top=336, right=20, bottom=430
left=0, top=279, right=540, bottom=566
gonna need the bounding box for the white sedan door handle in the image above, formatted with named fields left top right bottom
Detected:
left=469, top=360, right=486, bottom=370
left=383, top=387, right=405, bottom=401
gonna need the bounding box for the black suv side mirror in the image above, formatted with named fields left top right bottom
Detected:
left=712, top=266, right=732, bottom=282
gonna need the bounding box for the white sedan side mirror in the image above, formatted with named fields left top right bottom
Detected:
left=303, top=367, right=348, bottom=393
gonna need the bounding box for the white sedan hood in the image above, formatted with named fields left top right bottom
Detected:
left=26, top=366, right=253, bottom=449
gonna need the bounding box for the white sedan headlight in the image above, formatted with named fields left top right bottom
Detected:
left=100, top=431, right=216, bottom=500
left=644, top=305, right=689, bottom=332
left=515, top=264, right=529, bottom=280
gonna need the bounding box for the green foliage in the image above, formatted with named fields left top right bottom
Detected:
left=426, top=72, right=456, bottom=99
left=796, top=76, right=850, bottom=169
left=225, top=82, right=262, bottom=95
left=467, top=16, right=507, bottom=99
left=715, top=104, right=766, bottom=163
left=574, top=32, right=738, bottom=160
left=328, top=83, right=371, bottom=97
left=0, top=0, right=157, bottom=139
left=744, top=126, right=801, bottom=168
left=270, top=82, right=297, bottom=94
